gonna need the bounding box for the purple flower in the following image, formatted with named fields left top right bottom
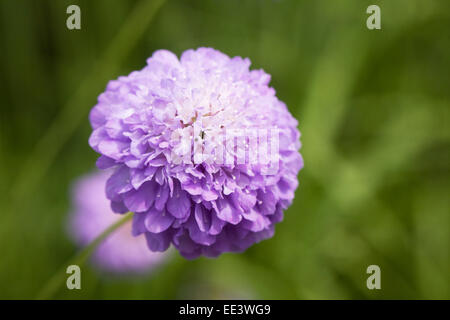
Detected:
left=69, top=171, right=167, bottom=273
left=89, top=48, right=303, bottom=259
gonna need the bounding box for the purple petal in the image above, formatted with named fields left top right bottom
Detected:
left=194, top=204, right=211, bottom=232
left=110, top=201, right=128, bottom=214
left=132, top=212, right=147, bottom=236
left=276, top=177, right=297, bottom=200
left=242, top=209, right=271, bottom=232
left=209, top=212, right=226, bottom=235
left=257, top=188, right=277, bottom=215
left=173, top=230, right=201, bottom=257
left=123, top=182, right=156, bottom=212
left=187, top=217, right=216, bottom=245
left=231, top=190, right=256, bottom=212
left=182, top=182, right=203, bottom=196
left=154, top=184, right=170, bottom=210
left=166, top=185, right=191, bottom=219
left=130, top=168, right=155, bottom=189
left=202, top=188, right=219, bottom=201
left=145, top=230, right=172, bottom=252
left=98, top=139, right=128, bottom=160
left=89, top=127, right=107, bottom=150
left=106, top=166, right=132, bottom=201
left=215, top=198, right=242, bottom=225
left=96, top=155, right=116, bottom=169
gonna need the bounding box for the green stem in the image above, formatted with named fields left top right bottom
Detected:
left=36, top=212, right=134, bottom=300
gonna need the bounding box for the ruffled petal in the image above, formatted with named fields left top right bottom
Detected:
left=166, top=185, right=191, bottom=219
left=214, top=198, right=242, bottom=225
left=145, top=230, right=172, bottom=252
left=144, top=208, right=174, bottom=233
left=123, top=181, right=156, bottom=213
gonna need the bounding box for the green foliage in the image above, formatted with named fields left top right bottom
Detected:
left=0, top=0, right=448, bottom=299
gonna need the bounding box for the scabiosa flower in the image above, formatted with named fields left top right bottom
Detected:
left=69, top=171, right=167, bottom=273
left=89, top=47, right=303, bottom=259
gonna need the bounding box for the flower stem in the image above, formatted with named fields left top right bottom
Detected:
left=36, top=212, right=134, bottom=300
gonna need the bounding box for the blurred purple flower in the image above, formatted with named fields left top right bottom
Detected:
left=89, top=47, right=303, bottom=259
left=69, top=171, right=167, bottom=273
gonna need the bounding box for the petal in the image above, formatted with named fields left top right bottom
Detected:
left=89, top=127, right=107, bottom=150
left=276, top=177, right=297, bottom=200
left=189, top=225, right=216, bottom=246
left=167, top=185, right=191, bottom=219
left=241, top=208, right=260, bottom=222
left=209, top=212, right=226, bottom=235
left=149, top=49, right=180, bottom=67
left=106, top=166, right=132, bottom=201
left=98, top=139, right=128, bottom=160
left=110, top=201, right=128, bottom=214
left=202, top=188, right=219, bottom=201
left=145, top=230, right=172, bottom=252
left=144, top=208, right=174, bottom=233
left=231, top=190, right=256, bottom=212
left=194, top=204, right=211, bottom=232
left=182, top=182, right=203, bottom=196
left=257, top=188, right=277, bottom=215
left=96, top=155, right=116, bottom=169
left=104, top=119, right=125, bottom=140
left=154, top=184, right=169, bottom=210
left=132, top=212, right=147, bottom=236
left=271, top=206, right=284, bottom=224
left=123, top=182, right=156, bottom=212
left=215, top=198, right=242, bottom=225
left=89, top=107, right=106, bottom=129
left=242, top=211, right=271, bottom=232
left=130, top=168, right=155, bottom=189
left=173, top=229, right=200, bottom=257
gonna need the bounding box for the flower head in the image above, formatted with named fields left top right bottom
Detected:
left=69, top=171, right=167, bottom=273
left=89, top=48, right=303, bottom=258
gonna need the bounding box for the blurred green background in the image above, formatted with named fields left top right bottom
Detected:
left=0, top=0, right=448, bottom=299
